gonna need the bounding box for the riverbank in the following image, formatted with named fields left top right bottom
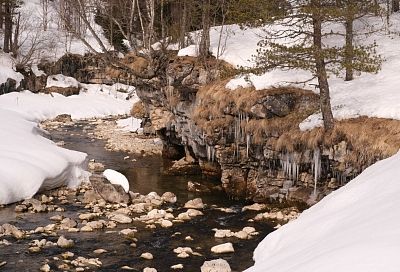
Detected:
left=0, top=118, right=301, bottom=272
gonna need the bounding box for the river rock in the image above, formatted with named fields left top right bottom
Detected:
left=40, top=264, right=50, bottom=272
left=0, top=224, right=24, bottom=239
left=184, top=198, right=204, bottom=209
left=57, top=236, right=74, bottom=248
left=211, top=243, right=234, bottom=254
left=214, top=229, right=234, bottom=238
left=140, top=252, right=153, bottom=260
left=201, top=259, right=231, bottom=272
left=93, top=249, right=107, bottom=254
left=171, top=264, right=183, bottom=269
left=143, top=268, right=157, bottom=272
left=161, top=192, right=177, bottom=203
left=108, top=212, right=132, bottom=224
left=91, top=174, right=131, bottom=204
left=242, top=227, right=256, bottom=235
left=242, top=203, right=267, bottom=212
left=161, top=219, right=173, bottom=228
left=60, top=218, right=77, bottom=229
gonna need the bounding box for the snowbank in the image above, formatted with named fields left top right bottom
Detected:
left=0, top=53, right=24, bottom=86
left=116, top=117, right=142, bottom=133
left=0, top=83, right=137, bottom=122
left=47, top=74, right=80, bottom=89
left=0, top=108, right=88, bottom=204
left=246, top=151, right=400, bottom=272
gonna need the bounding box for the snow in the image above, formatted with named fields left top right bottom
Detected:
left=179, top=15, right=400, bottom=130
left=246, top=151, right=400, bottom=272
left=103, top=169, right=130, bottom=193
left=47, top=74, right=80, bottom=88
left=116, top=117, right=143, bottom=133
left=0, top=54, right=24, bottom=86
left=0, top=83, right=137, bottom=122
left=0, top=108, right=89, bottom=205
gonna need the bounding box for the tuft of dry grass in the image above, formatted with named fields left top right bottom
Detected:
left=130, top=101, right=146, bottom=119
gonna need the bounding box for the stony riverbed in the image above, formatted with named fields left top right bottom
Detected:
left=0, top=117, right=301, bottom=272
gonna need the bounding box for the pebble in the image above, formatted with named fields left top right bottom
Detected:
left=108, top=213, right=133, bottom=224
left=171, top=264, right=184, bottom=269
left=184, top=198, right=204, bottom=209
left=211, top=243, right=235, bottom=254
left=143, top=268, right=157, bottom=272
left=57, top=236, right=74, bottom=248
left=140, top=252, right=154, bottom=260
left=40, top=264, right=50, bottom=272
left=201, top=259, right=231, bottom=272
left=93, top=249, right=107, bottom=254
left=161, top=219, right=173, bottom=228
left=121, top=266, right=135, bottom=270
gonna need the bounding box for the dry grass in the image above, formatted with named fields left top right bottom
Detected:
left=131, top=101, right=146, bottom=118
left=192, top=80, right=319, bottom=141
left=275, top=117, right=400, bottom=166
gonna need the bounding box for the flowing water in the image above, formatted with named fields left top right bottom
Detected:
left=0, top=120, right=275, bottom=272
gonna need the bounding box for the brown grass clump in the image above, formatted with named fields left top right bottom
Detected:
left=130, top=101, right=146, bottom=118
left=192, top=79, right=319, bottom=141
left=275, top=117, right=400, bottom=166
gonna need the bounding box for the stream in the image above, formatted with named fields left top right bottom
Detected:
left=0, top=119, right=275, bottom=272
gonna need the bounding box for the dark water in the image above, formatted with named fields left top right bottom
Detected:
left=0, top=120, right=274, bottom=272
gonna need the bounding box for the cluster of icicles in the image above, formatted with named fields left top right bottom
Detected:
left=280, top=149, right=322, bottom=195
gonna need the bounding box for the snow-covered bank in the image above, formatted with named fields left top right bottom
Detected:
left=0, top=84, right=137, bottom=122
left=246, top=151, right=400, bottom=272
left=0, top=108, right=88, bottom=205
left=0, top=79, right=138, bottom=204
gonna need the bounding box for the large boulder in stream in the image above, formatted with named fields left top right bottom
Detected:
left=90, top=175, right=131, bottom=204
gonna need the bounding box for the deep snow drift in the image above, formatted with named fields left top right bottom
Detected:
left=245, top=151, right=400, bottom=272
left=0, top=108, right=88, bottom=205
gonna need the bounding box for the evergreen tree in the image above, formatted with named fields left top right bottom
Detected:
left=253, top=0, right=382, bottom=130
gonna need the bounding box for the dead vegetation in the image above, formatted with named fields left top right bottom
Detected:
left=191, top=79, right=400, bottom=168
left=130, top=101, right=146, bottom=119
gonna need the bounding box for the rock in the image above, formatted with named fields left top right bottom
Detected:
left=40, top=264, right=50, bottom=272
left=214, top=229, right=234, bottom=238
left=61, top=252, right=74, bottom=259
left=15, top=205, right=27, bottom=213
left=57, top=236, right=74, bottom=248
left=29, top=246, right=41, bottom=253
left=0, top=224, right=24, bottom=239
left=80, top=225, right=94, bottom=232
left=86, top=220, right=105, bottom=229
left=187, top=209, right=204, bottom=217
left=143, top=268, right=157, bottom=272
left=242, top=227, right=256, bottom=235
left=91, top=175, right=131, bottom=204
left=185, top=236, right=193, bottom=241
left=242, top=203, right=267, bottom=212
left=201, top=259, right=231, bottom=272
left=93, top=249, right=108, bottom=254
left=121, top=266, right=135, bottom=270
left=120, top=228, right=136, bottom=236
left=88, top=161, right=105, bottom=171
left=161, top=220, right=173, bottom=228
left=45, top=86, right=80, bottom=96
left=184, top=198, right=204, bottom=209
left=234, top=230, right=248, bottom=240
left=60, top=218, right=77, bottom=229
left=161, top=192, right=177, bottom=203
left=0, top=261, right=6, bottom=268
left=50, top=215, right=63, bottom=222
left=82, top=190, right=102, bottom=204
left=171, top=264, right=184, bottom=269
left=140, top=252, right=153, bottom=260
left=71, top=256, right=102, bottom=268
left=79, top=213, right=98, bottom=221
left=210, top=243, right=235, bottom=254
left=108, top=213, right=132, bottom=224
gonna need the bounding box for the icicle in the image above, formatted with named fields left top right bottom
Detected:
left=246, top=134, right=251, bottom=158
left=313, top=148, right=321, bottom=196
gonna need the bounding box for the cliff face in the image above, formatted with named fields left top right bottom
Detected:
left=35, top=53, right=398, bottom=204
left=134, top=56, right=368, bottom=204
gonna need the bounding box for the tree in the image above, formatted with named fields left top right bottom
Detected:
left=393, top=0, right=399, bottom=12
left=253, top=0, right=382, bottom=130
left=199, top=0, right=211, bottom=59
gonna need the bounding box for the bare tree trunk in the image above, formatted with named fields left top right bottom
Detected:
left=12, top=11, right=20, bottom=57
left=3, top=0, right=12, bottom=53
left=393, top=0, right=400, bottom=12
left=312, top=0, right=335, bottom=131
left=199, top=0, right=211, bottom=59
left=344, top=17, right=354, bottom=81
left=179, top=0, right=187, bottom=49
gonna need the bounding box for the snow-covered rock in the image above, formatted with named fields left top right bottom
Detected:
left=103, top=169, right=129, bottom=193
left=246, top=151, right=400, bottom=272
left=46, top=74, right=80, bottom=89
